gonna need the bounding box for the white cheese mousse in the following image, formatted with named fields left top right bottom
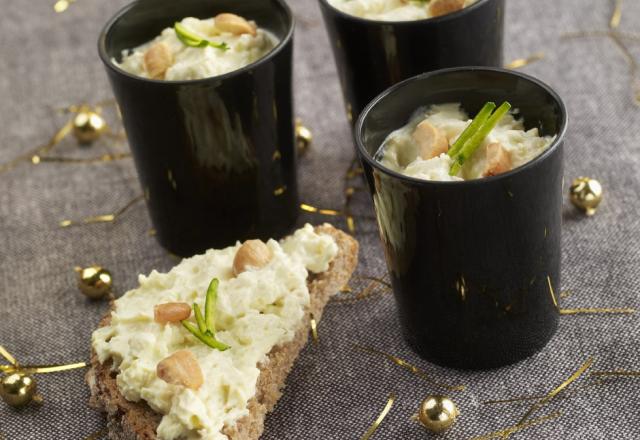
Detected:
left=92, top=224, right=338, bottom=440
left=327, top=0, right=478, bottom=21
left=377, top=103, right=555, bottom=181
left=115, top=14, right=278, bottom=81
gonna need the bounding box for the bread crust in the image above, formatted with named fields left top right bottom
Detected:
left=87, top=224, right=359, bottom=440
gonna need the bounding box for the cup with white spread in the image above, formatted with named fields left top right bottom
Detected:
left=355, top=67, right=568, bottom=369
left=98, top=0, right=297, bottom=257
left=318, top=0, right=505, bottom=126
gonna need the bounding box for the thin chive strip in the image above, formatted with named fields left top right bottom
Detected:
left=174, top=22, right=229, bottom=50
left=449, top=101, right=512, bottom=176
left=181, top=277, right=230, bottom=351
left=205, top=278, right=219, bottom=336
left=193, top=303, right=207, bottom=334
left=447, top=102, right=496, bottom=158
left=182, top=321, right=230, bottom=351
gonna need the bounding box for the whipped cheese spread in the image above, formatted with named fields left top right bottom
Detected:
left=92, top=224, right=338, bottom=440
left=378, top=103, right=556, bottom=181
left=116, top=16, right=278, bottom=81
left=327, top=0, right=477, bottom=21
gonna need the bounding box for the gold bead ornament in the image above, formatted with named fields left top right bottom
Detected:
left=569, top=177, right=603, bottom=216
left=295, top=118, right=312, bottom=154
left=76, top=266, right=113, bottom=299
left=72, top=108, right=107, bottom=144
left=0, top=373, right=37, bottom=407
left=418, top=395, right=460, bottom=433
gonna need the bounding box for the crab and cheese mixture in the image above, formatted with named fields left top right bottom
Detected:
left=116, top=14, right=278, bottom=81
left=92, top=224, right=338, bottom=440
left=327, top=0, right=478, bottom=21
left=377, top=103, right=555, bottom=181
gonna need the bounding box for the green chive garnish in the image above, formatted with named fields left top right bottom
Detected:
left=205, top=278, right=219, bottom=336
left=193, top=302, right=207, bottom=334
left=182, top=321, right=230, bottom=351
left=181, top=277, right=230, bottom=351
left=449, top=101, right=512, bottom=176
left=447, top=102, right=496, bottom=158
left=174, top=22, right=229, bottom=51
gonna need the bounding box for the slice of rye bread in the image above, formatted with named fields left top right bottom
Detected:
left=87, top=224, right=359, bottom=440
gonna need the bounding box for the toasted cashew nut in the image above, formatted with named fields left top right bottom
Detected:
left=482, top=142, right=512, bottom=177
left=156, top=350, right=204, bottom=390
left=143, top=42, right=173, bottom=80
left=154, top=302, right=192, bottom=324
left=412, top=120, right=450, bottom=160
left=232, top=240, right=272, bottom=276
left=429, top=0, right=465, bottom=17
left=215, top=13, right=257, bottom=36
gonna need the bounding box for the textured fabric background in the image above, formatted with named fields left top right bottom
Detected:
left=1, top=0, right=639, bottom=439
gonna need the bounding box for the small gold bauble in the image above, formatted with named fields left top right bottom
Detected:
left=72, top=109, right=107, bottom=144
left=0, top=373, right=37, bottom=407
left=76, top=266, right=113, bottom=299
left=418, top=395, right=459, bottom=433
left=569, top=177, right=603, bottom=216
left=295, top=118, right=312, bottom=155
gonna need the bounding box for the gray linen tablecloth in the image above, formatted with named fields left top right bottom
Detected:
left=1, top=0, right=639, bottom=438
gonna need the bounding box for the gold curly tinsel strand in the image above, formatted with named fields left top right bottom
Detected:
left=562, top=0, right=640, bottom=106
left=300, top=157, right=369, bottom=234
left=331, top=275, right=392, bottom=304
left=310, top=314, right=319, bottom=343
left=481, top=378, right=605, bottom=406
left=514, top=358, right=593, bottom=427
left=0, top=344, right=86, bottom=406
left=354, top=345, right=466, bottom=392
left=547, top=276, right=635, bottom=315
left=343, top=157, right=366, bottom=234
left=0, top=121, right=73, bottom=175
left=360, top=394, right=396, bottom=440
left=0, top=346, right=18, bottom=366
left=59, top=194, right=144, bottom=228
left=54, top=0, right=77, bottom=13
left=0, top=345, right=87, bottom=375
left=504, top=52, right=545, bottom=70
left=473, top=358, right=593, bottom=440
left=0, top=362, right=87, bottom=375
left=470, top=411, right=563, bottom=440
left=0, top=101, right=129, bottom=175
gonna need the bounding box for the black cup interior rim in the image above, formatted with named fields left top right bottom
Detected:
left=97, top=0, right=295, bottom=85
left=355, top=66, right=569, bottom=187
left=318, top=0, right=492, bottom=26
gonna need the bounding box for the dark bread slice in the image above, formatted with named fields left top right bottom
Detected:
left=87, top=224, right=359, bottom=440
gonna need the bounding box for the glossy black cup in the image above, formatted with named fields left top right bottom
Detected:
left=319, top=0, right=505, bottom=126
left=356, top=68, right=567, bottom=369
left=99, top=0, right=297, bottom=257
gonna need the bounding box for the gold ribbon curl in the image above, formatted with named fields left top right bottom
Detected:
left=360, top=394, right=396, bottom=440
left=354, top=345, right=466, bottom=392
left=547, top=276, right=635, bottom=315
left=59, top=194, right=144, bottom=228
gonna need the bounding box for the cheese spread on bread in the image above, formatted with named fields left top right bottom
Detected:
left=92, top=224, right=338, bottom=440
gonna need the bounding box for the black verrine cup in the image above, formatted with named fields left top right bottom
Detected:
left=319, top=0, right=505, bottom=127
left=356, top=68, right=567, bottom=369
left=98, top=0, right=297, bottom=257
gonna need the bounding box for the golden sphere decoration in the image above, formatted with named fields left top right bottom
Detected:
left=0, top=373, right=37, bottom=407
left=569, top=177, right=603, bottom=216
left=72, top=109, right=107, bottom=144
left=418, top=395, right=459, bottom=433
left=295, top=118, right=313, bottom=155
left=76, top=266, right=113, bottom=299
